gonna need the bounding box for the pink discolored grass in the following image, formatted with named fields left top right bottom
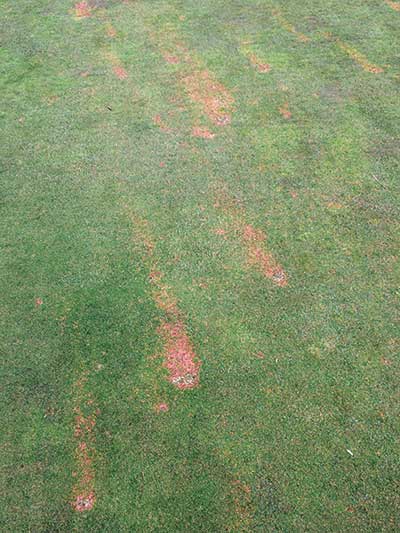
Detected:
left=155, top=402, right=169, bottom=412
left=243, top=225, right=287, bottom=286
left=230, top=479, right=253, bottom=530
left=183, top=70, right=234, bottom=126
left=71, top=374, right=97, bottom=512
left=154, top=285, right=179, bottom=315
left=153, top=114, right=173, bottom=134
left=161, top=52, right=180, bottom=64
left=248, top=53, right=271, bottom=73
left=113, top=66, right=128, bottom=80
left=324, top=32, right=384, bottom=73
left=279, top=102, right=292, bottom=119
left=192, top=126, right=215, bottom=139
left=385, top=0, right=400, bottom=11
left=106, top=25, right=117, bottom=38
left=74, top=492, right=95, bottom=512
left=213, top=188, right=288, bottom=287
left=145, top=24, right=234, bottom=130
left=159, top=321, right=201, bottom=389
left=126, top=211, right=201, bottom=389
left=255, top=62, right=271, bottom=73
left=75, top=2, right=91, bottom=18
left=272, top=9, right=310, bottom=43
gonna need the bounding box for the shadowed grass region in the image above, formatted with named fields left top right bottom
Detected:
left=1, top=0, right=399, bottom=531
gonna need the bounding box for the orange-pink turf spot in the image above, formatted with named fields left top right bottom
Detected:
left=385, top=0, right=400, bottom=11
left=35, top=297, right=43, bottom=307
left=336, top=40, right=384, bottom=73
left=153, top=114, right=173, bottom=134
left=243, top=225, right=287, bottom=286
left=106, top=24, right=117, bottom=38
left=272, top=9, right=310, bottom=43
left=154, top=285, right=179, bottom=315
left=156, top=402, right=169, bottom=412
left=71, top=374, right=97, bottom=512
left=75, top=1, right=91, bottom=18
left=230, top=479, right=253, bottom=530
left=127, top=211, right=201, bottom=389
left=103, top=51, right=130, bottom=80
left=144, top=24, right=234, bottom=130
left=192, top=126, right=215, bottom=139
left=159, top=321, right=201, bottom=389
left=161, top=52, right=180, bottom=64
left=326, top=201, right=343, bottom=209
left=74, top=492, right=95, bottom=512
left=248, top=53, right=271, bottom=73
left=324, top=33, right=384, bottom=73
left=279, top=102, right=292, bottom=119
left=113, top=65, right=128, bottom=80
left=183, top=70, right=234, bottom=126
left=213, top=188, right=287, bottom=286
left=243, top=224, right=265, bottom=242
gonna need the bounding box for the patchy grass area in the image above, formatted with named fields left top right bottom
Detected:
left=1, top=0, right=399, bottom=530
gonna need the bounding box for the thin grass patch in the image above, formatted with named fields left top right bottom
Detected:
left=324, top=33, right=384, bottom=73
left=144, top=21, right=234, bottom=129
left=74, top=2, right=93, bottom=19
left=128, top=211, right=202, bottom=388
left=214, top=189, right=288, bottom=286
left=384, top=0, right=400, bottom=11
left=71, top=373, right=98, bottom=512
left=272, top=8, right=310, bottom=43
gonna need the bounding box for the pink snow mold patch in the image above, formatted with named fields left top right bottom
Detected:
left=159, top=321, right=201, bottom=389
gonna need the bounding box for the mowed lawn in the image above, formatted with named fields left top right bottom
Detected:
left=1, top=0, right=399, bottom=531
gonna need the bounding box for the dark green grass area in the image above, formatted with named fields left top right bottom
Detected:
left=1, top=0, right=399, bottom=531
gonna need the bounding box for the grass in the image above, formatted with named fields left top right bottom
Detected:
left=0, top=0, right=399, bottom=530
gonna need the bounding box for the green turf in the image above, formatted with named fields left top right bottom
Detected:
left=1, top=0, right=399, bottom=531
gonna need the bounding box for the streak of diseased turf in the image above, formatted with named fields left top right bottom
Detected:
left=384, top=0, right=400, bottom=11
left=127, top=211, right=202, bottom=389
left=324, top=32, right=385, bottom=74
left=1, top=0, right=399, bottom=531
left=213, top=186, right=288, bottom=286
left=71, top=372, right=98, bottom=512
